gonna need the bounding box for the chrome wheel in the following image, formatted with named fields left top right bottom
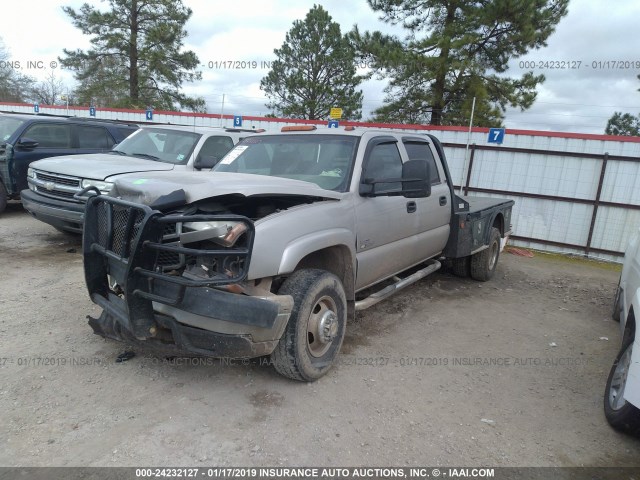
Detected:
left=488, top=239, right=499, bottom=270
left=307, top=295, right=338, bottom=358
left=609, top=342, right=633, bottom=411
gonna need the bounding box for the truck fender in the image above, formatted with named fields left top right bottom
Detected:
left=483, top=211, right=505, bottom=244
left=278, top=228, right=356, bottom=286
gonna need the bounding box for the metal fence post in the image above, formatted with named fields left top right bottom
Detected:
left=585, top=152, right=609, bottom=256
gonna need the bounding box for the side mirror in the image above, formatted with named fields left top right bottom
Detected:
left=16, top=137, right=39, bottom=150
left=401, top=160, right=431, bottom=198
left=194, top=154, right=219, bottom=170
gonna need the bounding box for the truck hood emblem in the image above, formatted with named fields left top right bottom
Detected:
left=44, top=182, right=55, bottom=191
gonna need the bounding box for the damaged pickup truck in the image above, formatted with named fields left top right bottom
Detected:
left=81, top=126, right=514, bottom=381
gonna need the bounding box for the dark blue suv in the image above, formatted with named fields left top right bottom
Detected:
left=0, top=113, right=138, bottom=212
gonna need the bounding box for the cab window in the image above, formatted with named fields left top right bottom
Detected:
left=77, top=125, right=115, bottom=149
left=403, top=141, right=442, bottom=185
left=22, top=123, right=72, bottom=148
left=363, top=142, right=403, bottom=193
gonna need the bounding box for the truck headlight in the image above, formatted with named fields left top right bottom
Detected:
left=81, top=179, right=114, bottom=194
left=181, top=221, right=247, bottom=247
left=27, top=167, right=35, bottom=178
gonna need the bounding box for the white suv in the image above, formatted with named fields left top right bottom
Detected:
left=606, top=231, right=640, bottom=433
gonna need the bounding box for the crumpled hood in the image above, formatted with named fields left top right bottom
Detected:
left=29, top=153, right=175, bottom=180
left=112, top=171, right=343, bottom=206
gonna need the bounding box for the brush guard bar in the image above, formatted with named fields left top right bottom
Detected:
left=83, top=194, right=255, bottom=339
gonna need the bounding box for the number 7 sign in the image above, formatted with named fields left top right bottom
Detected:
left=488, top=128, right=505, bottom=144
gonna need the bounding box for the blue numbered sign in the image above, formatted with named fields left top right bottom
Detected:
left=488, top=128, right=505, bottom=144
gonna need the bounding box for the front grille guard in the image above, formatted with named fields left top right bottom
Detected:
left=83, top=194, right=255, bottom=338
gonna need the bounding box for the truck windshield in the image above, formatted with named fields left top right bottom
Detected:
left=0, top=117, right=26, bottom=142
left=213, top=134, right=358, bottom=192
left=112, top=128, right=201, bottom=165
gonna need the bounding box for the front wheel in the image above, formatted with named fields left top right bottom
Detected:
left=271, top=269, right=347, bottom=381
left=604, top=334, right=640, bottom=433
left=470, top=227, right=501, bottom=281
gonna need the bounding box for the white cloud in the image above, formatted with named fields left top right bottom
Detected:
left=1, top=0, right=639, bottom=133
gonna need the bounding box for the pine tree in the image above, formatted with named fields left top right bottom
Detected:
left=605, top=112, right=640, bottom=137
left=59, top=0, right=204, bottom=111
left=353, top=0, right=568, bottom=126
left=260, top=5, right=364, bottom=120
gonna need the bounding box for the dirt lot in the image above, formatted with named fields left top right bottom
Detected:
left=1, top=202, right=639, bottom=467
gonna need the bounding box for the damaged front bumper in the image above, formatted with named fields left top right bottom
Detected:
left=83, top=194, right=292, bottom=358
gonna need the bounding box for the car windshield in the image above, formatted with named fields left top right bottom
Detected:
left=112, top=128, right=201, bottom=164
left=213, top=134, right=358, bottom=192
left=0, top=117, right=26, bottom=142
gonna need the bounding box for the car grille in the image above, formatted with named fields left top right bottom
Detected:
left=35, top=172, right=81, bottom=187
left=34, top=187, right=76, bottom=199
left=33, top=170, right=82, bottom=200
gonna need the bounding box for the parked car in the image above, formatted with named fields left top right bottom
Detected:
left=606, top=231, right=640, bottom=433
left=0, top=113, right=137, bottom=213
left=79, top=126, right=514, bottom=381
left=22, top=125, right=260, bottom=233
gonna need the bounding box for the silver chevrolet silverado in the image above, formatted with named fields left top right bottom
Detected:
left=81, top=126, right=514, bottom=381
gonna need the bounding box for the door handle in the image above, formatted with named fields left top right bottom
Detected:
left=439, top=196, right=447, bottom=206
left=406, top=201, right=417, bottom=213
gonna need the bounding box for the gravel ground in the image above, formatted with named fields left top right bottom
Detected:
left=1, top=202, right=639, bottom=467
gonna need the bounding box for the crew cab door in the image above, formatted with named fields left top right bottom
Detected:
left=354, top=136, right=422, bottom=291
left=401, top=137, right=451, bottom=260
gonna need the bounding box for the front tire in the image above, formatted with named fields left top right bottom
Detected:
left=604, top=334, right=640, bottom=433
left=470, top=227, right=501, bottom=281
left=271, top=269, right=347, bottom=381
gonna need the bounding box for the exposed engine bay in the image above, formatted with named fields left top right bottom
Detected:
left=149, top=193, right=332, bottom=283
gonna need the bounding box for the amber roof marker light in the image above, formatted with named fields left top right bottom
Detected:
left=281, top=125, right=317, bottom=132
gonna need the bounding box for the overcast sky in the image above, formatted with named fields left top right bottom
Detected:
left=1, top=0, right=639, bottom=134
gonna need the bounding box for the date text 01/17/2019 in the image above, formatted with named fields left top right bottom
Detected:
left=518, top=60, right=640, bottom=70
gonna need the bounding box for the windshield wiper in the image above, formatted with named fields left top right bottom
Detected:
left=131, top=152, right=160, bottom=160
left=109, top=150, right=128, bottom=155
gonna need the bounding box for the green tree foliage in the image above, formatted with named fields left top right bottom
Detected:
left=0, top=40, right=35, bottom=102
left=352, top=0, right=569, bottom=126
left=605, top=112, right=640, bottom=137
left=260, top=5, right=364, bottom=120
left=59, top=0, right=205, bottom=111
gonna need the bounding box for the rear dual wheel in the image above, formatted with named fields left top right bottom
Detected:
left=470, top=227, right=501, bottom=281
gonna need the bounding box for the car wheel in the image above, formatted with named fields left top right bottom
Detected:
left=271, top=269, right=347, bottom=381
left=604, top=334, right=640, bottom=433
left=470, top=227, right=501, bottom=281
